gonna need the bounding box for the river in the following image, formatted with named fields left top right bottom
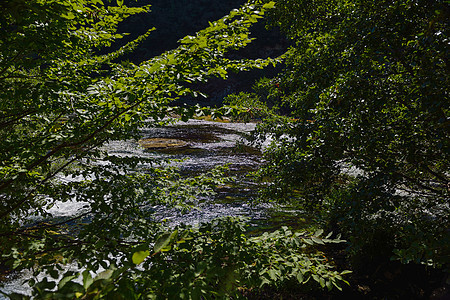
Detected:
left=1, top=119, right=296, bottom=297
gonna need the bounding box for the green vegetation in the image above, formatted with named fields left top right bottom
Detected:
left=1, top=0, right=448, bottom=298
left=31, top=219, right=348, bottom=299
left=226, top=0, right=448, bottom=296
left=246, top=0, right=448, bottom=294
left=0, top=0, right=350, bottom=298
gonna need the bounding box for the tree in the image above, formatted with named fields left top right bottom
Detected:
left=0, top=0, right=351, bottom=298
left=251, top=0, right=449, bottom=272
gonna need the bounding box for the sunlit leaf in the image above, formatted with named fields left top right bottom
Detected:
left=132, top=250, right=150, bottom=265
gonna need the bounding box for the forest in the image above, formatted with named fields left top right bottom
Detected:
left=0, top=0, right=448, bottom=299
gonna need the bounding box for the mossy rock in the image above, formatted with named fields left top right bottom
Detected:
left=138, top=138, right=188, bottom=149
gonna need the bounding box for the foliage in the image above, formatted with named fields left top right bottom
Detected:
left=224, top=92, right=270, bottom=122
left=223, top=77, right=282, bottom=122
left=0, top=0, right=352, bottom=298
left=14, top=217, right=349, bottom=299
left=252, top=0, right=449, bottom=270
left=0, top=0, right=277, bottom=226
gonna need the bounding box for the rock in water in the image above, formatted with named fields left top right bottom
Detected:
left=138, top=138, right=188, bottom=150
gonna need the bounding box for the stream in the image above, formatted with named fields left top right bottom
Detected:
left=0, top=119, right=299, bottom=297
left=107, top=119, right=272, bottom=226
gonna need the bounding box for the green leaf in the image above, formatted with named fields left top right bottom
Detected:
left=154, top=232, right=172, bottom=253
left=319, top=277, right=325, bottom=288
left=314, top=229, right=324, bottom=237
left=132, top=250, right=150, bottom=265
left=311, top=236, right=325, bottom=245
left=262, top=2, right=275, bottom=9
left=303, top=238, right=314, bottom=245
left=58, top=274, right=78, bottom=290
left=259, top=277, right=270, bottom=288
left=296, top=272, right=304, bottom=283
left=96, top=268, right=115, bottom=280
left=326, top=279, right=332, bottom=291
left=62, top=12, right=75, bottom=20
left=312, top=274, right=320, bottom=283
left=333, top=281, right=343, bottom=291
left=268, top=269, right=277, bottom=281
left=82, top=270, right=94, bottom=289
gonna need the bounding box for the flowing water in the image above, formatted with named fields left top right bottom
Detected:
left=1, top=119, right=297, bottom=296
left=108, top=119, right=272, bottom=226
